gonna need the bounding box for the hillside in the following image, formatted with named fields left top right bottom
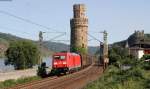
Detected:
left=43, top=41, right=98, bottom=54
left=0, top=32, right=98, bottom=57
left=0, top=32, right=23, bottom=42
left=43, top=41, right=70, bottom=52
left=0, top=32, right=53, bottom=57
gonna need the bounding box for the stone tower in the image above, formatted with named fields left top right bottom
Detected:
left=70, top=4, right=88, bottom=53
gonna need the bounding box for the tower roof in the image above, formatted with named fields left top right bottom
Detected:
left=73, top=4, right=86, bottom=11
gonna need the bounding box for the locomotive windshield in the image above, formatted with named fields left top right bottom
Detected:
left=54, top=55, right=66, bottom=60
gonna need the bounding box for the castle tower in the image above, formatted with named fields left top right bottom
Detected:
left=70, top=4, right=88, bottom=53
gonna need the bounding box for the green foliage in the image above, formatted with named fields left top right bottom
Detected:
left=109, top=45, right=140, bottom=70
left=142, top=54, right=150, bottom=59
left=16, top=76, right=41, bottom=84
left=0, top=76, right=41, bottom=88
left=145, top=79, right=150, bottom=89
left=108, top=45, right=134, bottom=67
left=142, top=63, right=150, bottom=70
left=0, top=79, right=16, bottom=88
left=85, top=64, right=149, bottom=89
left=85, top=45, right=150, bottom=89
left=72, top=47, right=87, bottom=54
left=5, top=40, right=40, bottom=70
left=0, top=32, right=23, bottom=42
left=0, top=38, right=9, bottom=46
left=141, top=55, right=150, bottom=70
left=0, top=38, right=9, bottom=58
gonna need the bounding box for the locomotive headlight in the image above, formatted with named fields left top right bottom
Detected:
left=63, top=62, right=67, bottom=64
left=54, top=62, right=58, bottom=65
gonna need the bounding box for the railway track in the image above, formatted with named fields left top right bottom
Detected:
left=8, top=64, right=103, bottom=89
left=48, top=65, right=102, bottom=89
left=7, top=76, right=58, bottom=89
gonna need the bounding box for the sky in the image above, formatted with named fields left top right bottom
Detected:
left=0, top=0, right=150, bottom=46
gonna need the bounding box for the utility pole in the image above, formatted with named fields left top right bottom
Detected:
left=100, top=30, right=109, bottom=70
left=39, top=31, right=43, bottom=65
left=99, top=42, right=103, bottom=66
left=103, top=30, right=108, bottom=59
left=38, top=31, right=66, bottom=65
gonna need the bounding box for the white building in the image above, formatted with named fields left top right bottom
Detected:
left=129, top=47, right=150, bottom=59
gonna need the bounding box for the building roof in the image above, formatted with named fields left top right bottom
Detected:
left=130, top=47, right=150, bottom=50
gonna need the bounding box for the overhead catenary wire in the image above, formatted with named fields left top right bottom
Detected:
left=0, top=26, right=29, bottom=34
left=87, top=33, right=103, bottom=43
left=51, top=40, right=70, bottom=42
left=0, top=26, right=34, bottom=37
left=0, top=10, right=59, bottom=32
left=0, top=10, right=69, bottom=42
left=49, top=32, right=66, bottom=41
left=0, top=10, right=105, bottom=45
left=49, top=39, right=96, bottom=42
left=42, top=32, right=66, bottom=33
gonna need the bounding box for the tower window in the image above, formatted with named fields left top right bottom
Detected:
left=81, top=29, right=83, bottom=32
left=82, top=36, right=83, bottom=40
left=82, top=43, right=84, bottom=48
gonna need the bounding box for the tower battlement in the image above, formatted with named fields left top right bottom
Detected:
left=73, top=4, right=87, bottom=18
left=134, top=30, right=144, bottom=38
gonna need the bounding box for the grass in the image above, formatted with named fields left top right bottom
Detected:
left=0, top=76, right=41, bottom=89
left=84, top=65, right=150, bottom=89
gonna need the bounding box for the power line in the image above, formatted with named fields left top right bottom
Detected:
left=0, top=10, right=105, bottom=45
left=42, top=31, right=66, bottom=34
left=49, top=32, right=66, bottom=41
left=0, top=10, right=59, bottom=32
left=87, top=33, right=103, bottom=43
left=0, top=26, right=34, bottom=37
left=50, top=39, right=95, bottom=42
left=51, top=40, right=70, bottom=42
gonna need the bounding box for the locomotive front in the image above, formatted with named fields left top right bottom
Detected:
left=53, top=53, right=67, bottom=68
left=52, top=52, right=81, bottom=74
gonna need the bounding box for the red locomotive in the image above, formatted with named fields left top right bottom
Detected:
left=37, top=52, right=92, bottom=77
left=51, top=52, right=82, bottom=74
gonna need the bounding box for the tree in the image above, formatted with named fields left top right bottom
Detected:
left=72, top=47, right=87, bottom=54
left=108, top=45, right=136, bottom=67
left=5, top=40, right=40, bottom=70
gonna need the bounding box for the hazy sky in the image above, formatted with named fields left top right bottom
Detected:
left=0, top=0, right=150, bottom=46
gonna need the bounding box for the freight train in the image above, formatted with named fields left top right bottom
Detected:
left=37, top=52, right=93, bottom=77
left=51, top=52, right=94, bottom=75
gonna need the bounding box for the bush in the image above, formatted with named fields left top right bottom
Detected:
left=84, top=64, right=148, bottom=89
left=85, top=45, right=149, bottom=89
left=142, top=62, right=150, bottom=70
left=145, top=79, right=150, bottom=89
left=143, top=54, right=150, bottom=59
left=1, top=79, right=16, bottom=88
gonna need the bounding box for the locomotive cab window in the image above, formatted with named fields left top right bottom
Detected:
left=54, top=56, right=66, bottom=60
left=60, top=56, right=65, bottom=59
left=54, top=56, right=60, bottom=59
